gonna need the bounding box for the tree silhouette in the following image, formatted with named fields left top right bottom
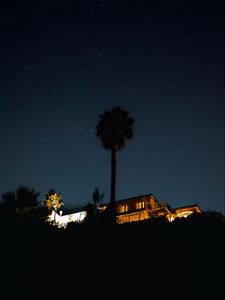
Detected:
left=96, top=106, right=135, bottom=223
left=42, top=189, right=64, bottom=224
left=16, top=185, right=40, bottom=212
left=1, top=185, right=40, bottom=213
left=92, top=186, right=104, bottom=209
left=1, top=191, right=16, bottom=211
left=84, top=187, right=104, bottom=224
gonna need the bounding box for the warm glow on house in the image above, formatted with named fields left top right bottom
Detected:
left=46, top=193, right=201, bottom=228
left=115, top=194, right=201, bottom=224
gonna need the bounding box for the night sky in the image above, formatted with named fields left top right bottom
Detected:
left=0, top=0, right=224, bottom=214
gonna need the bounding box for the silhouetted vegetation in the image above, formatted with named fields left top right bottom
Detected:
left=1, top=185, right=40, bottom=213
left=92, top=186, right=104, bottom=208
left=96, top=107, right=135, bottom=223
left=0, top=191, right=224, bottom=298
left=0, top=167, right=223, bottom=297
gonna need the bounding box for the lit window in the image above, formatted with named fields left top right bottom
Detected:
left=136, top=202, right=145, bottom=209
left=119, top=205, right=128, bottom=213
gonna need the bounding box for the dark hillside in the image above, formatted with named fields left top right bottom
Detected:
left=0, top=211, right=224, bottom=298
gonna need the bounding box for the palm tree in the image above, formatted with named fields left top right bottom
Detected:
left=16, top=185, right=40, bottom=213
left=96, top=106, right=135, bottom=223
left=92, top=186, right=104, bottom=209
left=1, top=185, right=40, bottom=213
left=42, top=189, right=64, bottom=224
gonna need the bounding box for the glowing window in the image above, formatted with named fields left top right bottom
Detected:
left=119, top=205, right=128, bottom=213
left=136, top=201, right=145, bottom=209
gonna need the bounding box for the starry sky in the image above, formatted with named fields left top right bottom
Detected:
left=0, top=0, right=224, bottom=213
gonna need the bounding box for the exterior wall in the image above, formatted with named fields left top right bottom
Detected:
left=115, top=195, right=201, bottom=224
left=117, top=210, right=149, bottom=224
left=116, top=194, right=160, bottom=224
left=174, top=205, right=201, bottom=219
left=116, top=194, right=160, bottom=213
left=47, top=210, right=87, bottom=228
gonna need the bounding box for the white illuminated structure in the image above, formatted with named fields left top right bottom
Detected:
left=47, top=209, right=87, bottom=228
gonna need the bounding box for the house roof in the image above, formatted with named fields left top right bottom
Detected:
left=116, top=193, right=159, bottom=203
left=58, top=205, right=86, bottom=215
left=174, top=203, right=201, bottom=211
left=175, top=203, right=200, bottom=209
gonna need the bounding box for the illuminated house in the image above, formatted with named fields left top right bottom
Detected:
left=115, top=194, right=201, bottom=224
left=46, top=194, right=201, bottom=228
left=47, top=208, right=87, bottom=228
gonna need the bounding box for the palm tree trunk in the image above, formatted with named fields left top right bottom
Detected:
left=110, top=148, right=117, bottom=223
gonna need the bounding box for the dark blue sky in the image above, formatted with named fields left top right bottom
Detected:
left=0, top=0, right=224, bottom=213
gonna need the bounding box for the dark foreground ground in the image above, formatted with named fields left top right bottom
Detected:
left=0, top=212, right=224, bottom=299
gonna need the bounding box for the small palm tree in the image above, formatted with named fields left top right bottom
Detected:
left=96, top=106, right=135, bottom=223
left=42, top=189, right=64, bottom=224
left=92, top=187, right=104, bottom=209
